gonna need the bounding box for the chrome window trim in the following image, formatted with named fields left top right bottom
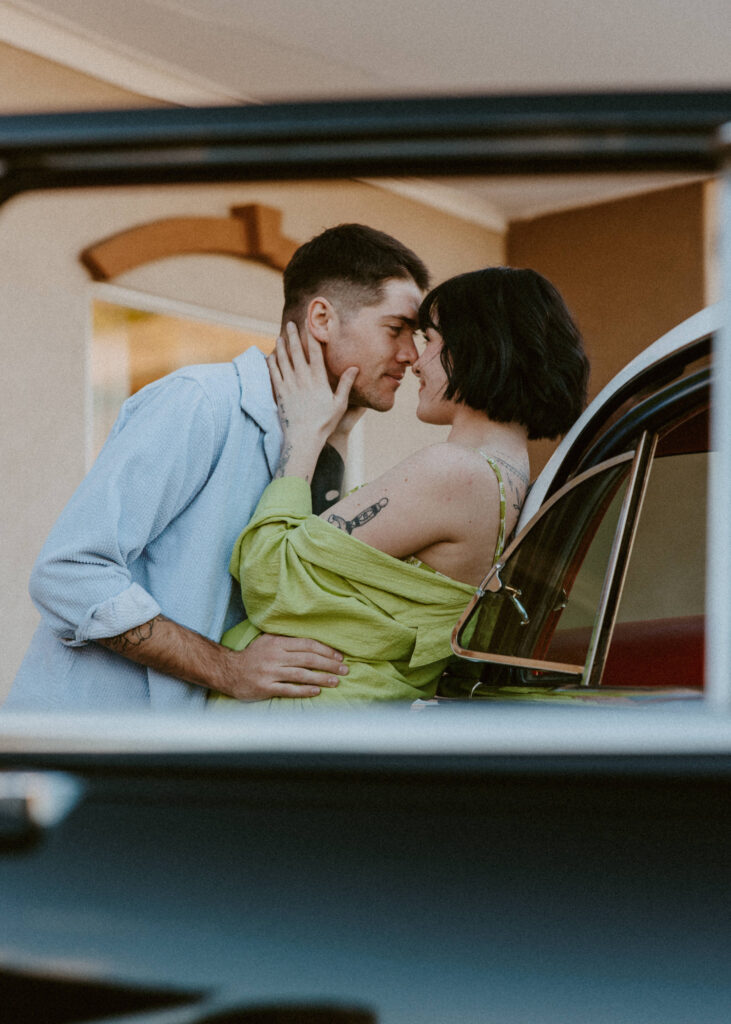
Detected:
left=581, top=431, right=657, bottom=686
left=451, top=445, right=652, bottom=680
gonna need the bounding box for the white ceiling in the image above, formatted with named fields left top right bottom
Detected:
left=7, top=0, right=731, bottom=102
left=1, top=0, right=728, bottom=222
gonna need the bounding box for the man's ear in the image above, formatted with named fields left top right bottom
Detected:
left=306, top=297, right=336, bottom=344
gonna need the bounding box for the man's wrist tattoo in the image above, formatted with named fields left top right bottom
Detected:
left=328, top=497, right=388, bottom=534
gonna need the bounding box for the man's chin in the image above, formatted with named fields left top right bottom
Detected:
left=350, top=388, right=394, bottom=413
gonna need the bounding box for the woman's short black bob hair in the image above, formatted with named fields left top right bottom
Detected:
left=418, top=266, right=590, bottom=440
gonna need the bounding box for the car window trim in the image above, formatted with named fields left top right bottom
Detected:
left=582, top=430, right=657, bottom=687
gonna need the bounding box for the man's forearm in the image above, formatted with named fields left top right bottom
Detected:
left=97, top=614, right=236, bottom=695
left=96, top=614, right=347, bottom=701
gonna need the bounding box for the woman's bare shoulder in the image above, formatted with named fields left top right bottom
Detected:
left=369, top=443, right=489, bottom=494
left=320, top=442, right=505, bottom=562
left=404, top=442, right=502, bottom=482
left=390, top=442, right=491, bottom=470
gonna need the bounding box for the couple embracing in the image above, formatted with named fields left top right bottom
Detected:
left=6, top=224, right=588, bottom=711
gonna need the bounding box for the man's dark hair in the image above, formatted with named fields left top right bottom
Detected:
left=418, top=266, right=590, bottom=440
left=283, top=223, right=430, bottom=323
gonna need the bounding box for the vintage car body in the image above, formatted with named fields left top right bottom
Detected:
left=1, top=95, right=731, bottom=1024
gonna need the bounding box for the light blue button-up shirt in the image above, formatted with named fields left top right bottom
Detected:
left=5, top=348, right=282, bottom=711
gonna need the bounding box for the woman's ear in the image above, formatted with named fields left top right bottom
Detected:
left=306, top=297, right=335, bottom=344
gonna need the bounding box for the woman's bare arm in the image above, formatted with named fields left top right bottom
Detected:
left=320, top=444, right=499, bottom=568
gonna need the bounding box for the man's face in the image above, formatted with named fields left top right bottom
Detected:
left=322, top=277, right=423, bottom=411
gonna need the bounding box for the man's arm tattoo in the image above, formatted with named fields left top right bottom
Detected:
left=328, top=497, right=388, bottom=534
left=102, top=614, right=163, bottom=654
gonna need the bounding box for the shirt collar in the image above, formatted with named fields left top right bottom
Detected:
left=234, top=346, right=277, bottom=430
left=234, top=347, right=282, bottom=474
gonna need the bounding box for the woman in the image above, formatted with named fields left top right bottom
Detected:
left=217, top=267, right=589, bottom=708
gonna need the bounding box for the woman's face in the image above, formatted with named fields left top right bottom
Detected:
left=412, top=326, right=455, bottom=424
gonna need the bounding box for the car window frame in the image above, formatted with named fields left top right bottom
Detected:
left=451, top=434, right=657, bottom=687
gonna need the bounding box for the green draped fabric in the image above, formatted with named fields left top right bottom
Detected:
left=216, top=476, right=477, bottom=709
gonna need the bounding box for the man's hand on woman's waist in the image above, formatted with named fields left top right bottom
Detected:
left=97, top=615, right=347, bottom=700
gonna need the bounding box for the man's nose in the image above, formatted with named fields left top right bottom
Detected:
left=396, top=334, right=419, bottom=364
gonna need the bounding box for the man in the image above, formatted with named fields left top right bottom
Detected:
left=6, top=224, right=428, bottom=711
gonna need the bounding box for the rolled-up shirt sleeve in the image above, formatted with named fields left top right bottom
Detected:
left=29, top=376, right=218, bottom=645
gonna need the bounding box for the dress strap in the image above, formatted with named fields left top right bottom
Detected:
left=476, top=451, right=507, bottom=562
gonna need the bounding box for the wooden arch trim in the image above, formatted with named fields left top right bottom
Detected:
left=80, top=204, right=299, bottom=280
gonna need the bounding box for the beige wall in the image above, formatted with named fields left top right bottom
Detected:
left=507, top=182, right=708, bottom=475
left=0, top=179, right=502, bottom=694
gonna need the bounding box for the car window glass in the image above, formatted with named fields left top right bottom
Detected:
left=617, top=451, right=706, bottom=622
left=596, top=449, right=708, bottom=689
